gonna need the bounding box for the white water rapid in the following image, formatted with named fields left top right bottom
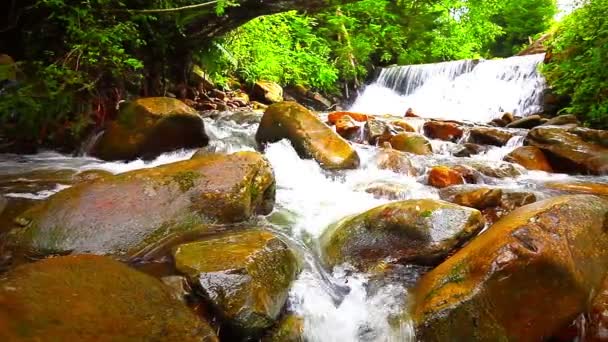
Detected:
left=0, top=55, right=605, bottom=342
left=350, top=54, right=547, bottom=122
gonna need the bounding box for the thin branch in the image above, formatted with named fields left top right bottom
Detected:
left=107, top=0, right=219, bottom=14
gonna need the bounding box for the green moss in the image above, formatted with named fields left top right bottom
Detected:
left=171, top=171, right=201, bottom=192
left=421, top=210, right=433, bottom=218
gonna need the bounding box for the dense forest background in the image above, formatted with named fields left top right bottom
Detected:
left=0, top=0, right=605, bottom=148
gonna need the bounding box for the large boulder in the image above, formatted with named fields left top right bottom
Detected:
left=525, top=126, right=608, bottom=174
left=256, top=102, right=360, bottom=170
left=545, top=181, right=608, bottom=197
left=253, top=81, right=284, bottom=104
left=468, top=127, right=514, bottom=146
left=173, top=229, right=299, bottom=336
left=8, top=152, right=275, bottom=257
left=390, top=133, right=433, bottom=155
left=0, top=255, right=216, bottom=341
left=505, top=115, right=543, bottom=129
left=320, top=199, right=484, bottom=271
left=504, top=146, right=553, bottom=172
left=413, top=195, right=608, bottom=341
left=91, top=97, right=209, bottom=161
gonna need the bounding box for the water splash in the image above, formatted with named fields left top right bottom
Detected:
left=351, top=54, right=547, bottom=122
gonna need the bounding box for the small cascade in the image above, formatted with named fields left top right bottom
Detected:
left=351, top=54, right=547, bottom=123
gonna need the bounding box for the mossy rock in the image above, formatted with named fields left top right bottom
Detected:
left=8, top=152, right=275, bottom=258
left=0, top=255, right=217, bottom=341
left=390, top=133, right=433, bottom=155
left=263, top=315, right=305, bottom=342
left=91, top=97, right=209, bottom=161
left=320, top=199, right=484, bottom=271
left=173, top=229, right=299, bottom=336
left=413, top=195, right=608, bottom=341
left=256, top=102, right=360, bottom=170
left=253, top=81, right=284, bottom=104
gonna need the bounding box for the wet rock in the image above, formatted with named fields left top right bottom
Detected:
left=413, top=195, right=608, bottom=342
left=499, top=191, right=537, bottom=211
left=364, top=119, right=392, bottom=145
left=452, top=143, right=486, bottom=157
left=405, top=108, right=419, bottom=117
left=587, top=277, right=608, bottom=341
left=504, top=146, right=553, bottom=172
left=423, top=121, right=464, bottom=142
left=327, top=111, right=369, bottom=125
left=468, top=127, right=514, bottom=146
left=440, top=186, right=503, bottom=210
left=525, top=126, right=608, bottom=175
left=428, top=166, right=465, bottom=188
left=569, top=127, right=608, bottom=147
left=284, top=85, right=332, bottom=111
left=320, top=199, right=484, bottom=271
left=360, top=181, right=410, bottom=200
left=91, top=97, right=209, bottom=161
left=545, top=181, right=608, bottom=197
left=501, top=112, right=515, bottom=125
left=0, top=255, right=216, bottom=341
left=8, top=152, right=275, bottom=257
left=263, top=315, right=305, bottom=342
left=173, top=229, right=299, bottom=336
left=506, top=114, right=543, bottom=129
left=253, top=81, right=284, bottom=104
left=543, top=114, right=579, bottom=126
left=252, top=101, right=269, bottom=110
left=390, top=133, right=433, bottom=155
left=72, top=169, right=113, bottom=183
left=391, top=120, right=416, bottom=133
left=335, top=115, right=361, bottom=140
left=490, top=118, right=507, bottom=127
left=375, top=147, right=417, bottom=176
left=466, top=161, right=522, bottom=179
left=256, top=102, right=360, bottom=170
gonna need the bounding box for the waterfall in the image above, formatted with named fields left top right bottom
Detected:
left=350, top=54, right=547, bottom=123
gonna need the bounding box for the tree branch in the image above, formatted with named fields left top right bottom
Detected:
left=107, top=0, right=219, bottom=14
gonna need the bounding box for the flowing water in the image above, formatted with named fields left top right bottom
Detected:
left=351, top=54, right=547, bottom=122
left=0, top=54, right=606, bottom=341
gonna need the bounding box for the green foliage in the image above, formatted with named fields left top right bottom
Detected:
left=198, top=11, right=338, bottom=91
left=543, top=0, right=608, bottom=128
left=486, top=0, right=557, bottom=57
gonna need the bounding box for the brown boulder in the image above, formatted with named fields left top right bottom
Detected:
left=391, top=120, right=416, bottom=132
left=505, top=115, right=543, bottom=129
left=257, top=102, right=360, bottom=170
left=8, top=152, right=275, bottom=257
left=91, top=97, right=209, bottom=161
left=525, top=126, right=608, bottom=174
left=253, top=81, right=284, bottom=103
left=335, top=115, right=361, bottom=140
left=375, top=147, right=417, bottom=176
left=468, top=127, right=514, bottom=146
left=413, top=195, right=608, bottom=341
left=543, top=114, right=579, bottom=127
left=423, top=121, right=464, bottom=142
left=504, top=146, right=553, bottom=172
left=440, top=186, right=503, bottom=210
left=428, top=166, right=465, bottom=188
left=0, top=255, right=216, bottom=341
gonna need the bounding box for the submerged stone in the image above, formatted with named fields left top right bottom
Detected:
left=320, top=199, right=484, bottom=271
left=0, top=255, right=216, bottom=341
left=8, top=152, right=275, bottom=257
left=413, top=195, right=608, bottom=341
left=173, top=229, right=299, bottom=336
left=256, top=102, right=360, bottom=170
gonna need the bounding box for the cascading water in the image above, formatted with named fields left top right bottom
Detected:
left=350, top=54, right=547, bottom=122
left=0, top=115, right=607, bottom=341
